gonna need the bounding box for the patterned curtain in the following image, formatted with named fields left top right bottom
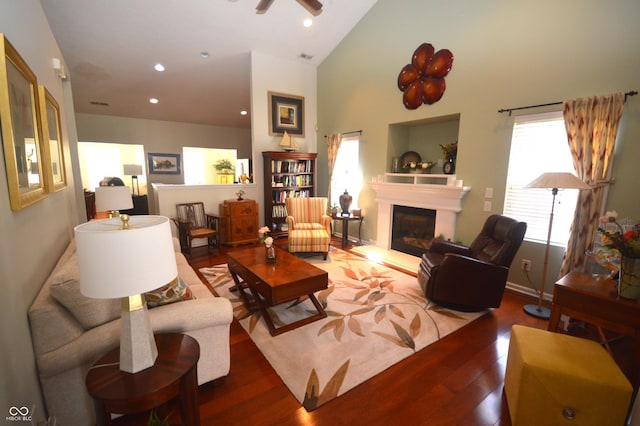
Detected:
left=326, top=133, right=342, bottom=212
left=559, top=92, right=625, bottom=275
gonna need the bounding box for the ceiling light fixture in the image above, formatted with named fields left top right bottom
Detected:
left=303, top=18, right=313, bottom=28
left=200, top=52, right=210, bottom=59
left=240, top=110, right=248, bottom=116
left=154, top=63, right=165, bottom=72
left=149, top=98, right=159, bottom=104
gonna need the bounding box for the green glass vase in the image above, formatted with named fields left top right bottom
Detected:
left=618, top=256, right=640, bottom=300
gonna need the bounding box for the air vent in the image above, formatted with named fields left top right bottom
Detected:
left=299, top=53, right=313, bottom=60
left=90, top=101, right=109, bottom=106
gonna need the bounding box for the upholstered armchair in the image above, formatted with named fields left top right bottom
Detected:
left=172, top=202, right=220, bottom=256
left=285, top=197, right=332, bottom=259
left=417, top=214, right=527, bottom=311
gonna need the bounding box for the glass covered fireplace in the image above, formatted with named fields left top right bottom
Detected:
left=390, top=205, right=436, bottom=257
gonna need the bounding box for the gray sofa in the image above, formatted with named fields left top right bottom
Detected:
left=28, top=238, right=233, bottom=425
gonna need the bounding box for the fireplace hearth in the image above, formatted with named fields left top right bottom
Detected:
left=391, top=205, right=435, bottom=257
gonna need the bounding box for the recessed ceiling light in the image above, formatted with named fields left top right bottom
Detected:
left=303, top=18, right=313, bottom=28
left=154, top=63, right=165, bottom=72
left=200, top=52, right=210, bottom=59
left=240, top=110, right=248, bottom=116
left=149, top=98, right=159, bottom=104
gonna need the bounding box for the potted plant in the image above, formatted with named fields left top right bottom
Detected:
left=214, top=159, right=234, bottom=174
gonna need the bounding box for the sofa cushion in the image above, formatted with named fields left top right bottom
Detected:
left=145, top=277, right=194, bottom=308
left=49, top=254, right=121, bottom=329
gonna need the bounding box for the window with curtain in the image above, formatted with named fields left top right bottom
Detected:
left=503, top=111, right=579, bottom=245
left=330, top=136, right=361, bottom=210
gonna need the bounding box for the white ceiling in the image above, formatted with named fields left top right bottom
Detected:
left=39, top=0, right=377, bottom=128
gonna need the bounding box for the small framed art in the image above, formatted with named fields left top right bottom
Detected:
left=268, top=91, right=304, bottom=137
left=148, top=153, right=181, bottom=174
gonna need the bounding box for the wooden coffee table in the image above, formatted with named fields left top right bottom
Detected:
left=226, top=246, right=328, bottom=336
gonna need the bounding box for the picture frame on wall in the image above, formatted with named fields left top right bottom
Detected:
left=148, top=153, right=181, bottom=174
left=0, top=33, right=48, bottom=210
left=39, top=85, right=67, bottom=192
left=268, top=91, right=304, bottom=137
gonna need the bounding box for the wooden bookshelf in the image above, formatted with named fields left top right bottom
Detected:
left=262, top=151, right=318, bottom=238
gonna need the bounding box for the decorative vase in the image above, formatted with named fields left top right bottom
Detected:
left=266, top=244, right=276, bottom=262
left=443, top=157, right=456, bottom=175
left=339, top=189, right=352, bottom=216
left=618, top=257, right=640, bottom=300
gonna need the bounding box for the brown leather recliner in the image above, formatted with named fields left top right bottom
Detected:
left=417, top=214, right=527, bottom=311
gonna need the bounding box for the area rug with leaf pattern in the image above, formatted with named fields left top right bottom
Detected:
left=199, top=248, right=486, bottom=411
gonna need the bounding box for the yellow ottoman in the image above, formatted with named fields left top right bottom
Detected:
left=504, top=325, right=632, bottom=426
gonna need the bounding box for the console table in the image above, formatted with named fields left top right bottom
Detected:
left=548, top=271, right=640, bottom=393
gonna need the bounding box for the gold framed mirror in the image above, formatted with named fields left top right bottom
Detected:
left=0, top=33, right=47, bottom=210
left=39, top=85, right=67, bottom=192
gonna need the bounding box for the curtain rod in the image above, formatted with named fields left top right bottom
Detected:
left=498, top=90, right=638, bottom=116
left=324, top=130, right=362, bottom=138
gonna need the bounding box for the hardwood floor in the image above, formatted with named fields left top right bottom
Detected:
left=113, top=239, right=630, bottom=426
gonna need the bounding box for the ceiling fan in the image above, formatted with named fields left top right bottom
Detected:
left=256, top=0, right=323, bottom=16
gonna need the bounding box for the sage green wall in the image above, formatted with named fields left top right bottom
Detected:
left=318, top=0, right=640, bottom=296
left=0, top=1, right=83, bottom=422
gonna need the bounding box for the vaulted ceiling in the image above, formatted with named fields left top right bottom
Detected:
left=40, top=0, right=378, bottom=128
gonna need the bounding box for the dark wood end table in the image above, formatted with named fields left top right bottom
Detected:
left=227, top=246, right=328, bottom=336
left=86, top=333, right=200, bottom=426
left=331, top=214, right=363, bottom=248
left=549, top=271, right=640, bottom=396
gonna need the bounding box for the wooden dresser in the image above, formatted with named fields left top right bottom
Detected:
left=220, top=199, right=259, bottom=246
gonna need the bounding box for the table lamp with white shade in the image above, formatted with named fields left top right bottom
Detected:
left=123, top=164, right=143, bottom=196
left=74, top=215, right=178, bottom=373
left=95, top=186, right=133, bottom=218
left=523, top=172, right=591, bottom=319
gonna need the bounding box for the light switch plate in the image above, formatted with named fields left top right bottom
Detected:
left=485, top=187, right=494, bottom=198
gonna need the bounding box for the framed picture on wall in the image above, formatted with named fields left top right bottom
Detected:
left=268, top=91, right=304, bottom=137
left=148, top=153, right=181, bottom=174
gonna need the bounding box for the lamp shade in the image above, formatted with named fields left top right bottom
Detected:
left=524, top=172, right=590, bottom=190
left=95, top=186, right=133, bottom=212
left=123, top=164, right=143, bottom=176
left=74, top=216, right=178, bottom=298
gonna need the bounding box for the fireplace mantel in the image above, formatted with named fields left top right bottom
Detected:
left=369, top=174, right=471, bottom=251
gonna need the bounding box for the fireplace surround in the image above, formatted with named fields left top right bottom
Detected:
left=369, top=173, right=470, bottom=255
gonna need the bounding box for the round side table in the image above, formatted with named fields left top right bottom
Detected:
left=86, top=333, right=200, bottom=426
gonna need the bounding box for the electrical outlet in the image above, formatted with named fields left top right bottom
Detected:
left=521, top=259, right=531, bottom=271
left=483, top=201, right=492, bottom=212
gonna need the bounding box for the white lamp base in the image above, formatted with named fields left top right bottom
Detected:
left=119, top=295, right=158, bottom=373
left=523, top=304, right=551, bottom=320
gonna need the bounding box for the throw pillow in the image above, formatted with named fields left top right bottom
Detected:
left=49, top=254, right=121, bottom=329
left=145, top=277, right=193, bottom=308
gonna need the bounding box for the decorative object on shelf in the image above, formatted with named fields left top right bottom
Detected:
left=74, top=215, right=178, bottom=373
left=391, top=157, right=400, bottom=173
left=259, top=226, right=276, bottom=262
left=598, top=211, right=640, bottom=300
left=236, top=189, right=245, bottom=201
left=268, top=91, right=304, bottom=136
left=148, top=153, right=181, bottom=175
left=523, top=172, right=591, bottom=318
left=214, top=159, right=234, bottom=174
left=399, top=151, right=421, bottom=172
left=397, top=42, right=454, bottom=109
left=339, top=189, right=352, bottom=216
left=279, top=131, right=299, bottom=152
left=440, top=141, right=458, bottom=174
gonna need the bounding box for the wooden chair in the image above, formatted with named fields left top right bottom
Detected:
left=172, top=202, right=220, bottom=256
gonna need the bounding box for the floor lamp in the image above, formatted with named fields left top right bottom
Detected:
left=523, top=172, right=591, bottom=319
